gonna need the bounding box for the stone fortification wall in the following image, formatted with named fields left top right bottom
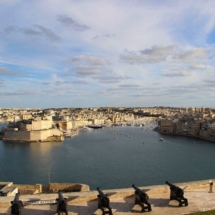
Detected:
left=50, top=129, right=62, bottom=136
left=13, top=184, right=42, bottom=195
left=30, top=130, right=44, bottom=140
left=72, top=120, right=90, bottom=128
left=12, top=183, right=89, bottom=195
left=29, top=129, right=57, bottom=140
left=93, top=119, right=104, bottom=124
left=32, top=120, right=52, bottom=130
left=65, top=179, right=215, bottom=203
left=3, top=131, right=30, bottom=141
left=13, top=179, right=212, bottom=197
left=57, top=120, right=90, bottom=130
left=0, top=179, right=214, bottom=209
left=3, top=129, right=62, bottom=142
left=58, top=121, right=72, bottom=130
left=48, top=183, right=90, bottom=192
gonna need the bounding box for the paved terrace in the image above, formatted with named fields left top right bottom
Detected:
left=0, top=179, right=215, bottom=215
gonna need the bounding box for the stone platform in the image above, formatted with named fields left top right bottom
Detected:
left=1, top=179, right=215, bottom=215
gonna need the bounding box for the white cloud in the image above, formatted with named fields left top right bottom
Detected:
left=1, top=0, right=215, bottom=107
left=162, top=71, right=192, bottom=77
left=73, top=65, right=101, bottom=76
left=93, top=74, right=131, bottom=84
left=174, top=48, right=208, bottom=62
left=4, top=25, right=61, bottom=42
left=66, top=55, right=109, bottom=66
left=0, top=67, right=25, bottom=76
left=120, top=46, right=210, bottom=65
left=189, top=64, right=213, bottom=70
left=57, top=15, right=90, bottom=31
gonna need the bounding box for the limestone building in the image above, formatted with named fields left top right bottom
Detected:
left=2, top=117, right=64, bottom=142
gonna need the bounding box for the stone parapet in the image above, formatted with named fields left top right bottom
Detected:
left=14, top=184, right=43, bottom=195
left=48, top=183, right=90, bottom=192
left=0, top=179, right=213, bottom=207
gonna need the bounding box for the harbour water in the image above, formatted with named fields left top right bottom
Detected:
left=1, top=122, right=215, bottom=190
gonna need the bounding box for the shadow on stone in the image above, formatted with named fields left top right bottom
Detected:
left=150, top=198, right=184, bottom=208
left=67, top=201, right=98, bottom=215
left=149, top=198, right=170, bottom=207
left=22, top=204, right=56, bottom=215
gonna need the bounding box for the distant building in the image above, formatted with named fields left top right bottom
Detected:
left=159, top=119, right=174, bottom=133
left=2, top=118, right=64, bottom=142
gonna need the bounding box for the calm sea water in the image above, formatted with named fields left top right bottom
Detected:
left=1, top=122, right=215, bottom=190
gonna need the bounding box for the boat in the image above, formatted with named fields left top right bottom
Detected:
left=87, top=125, right=102, bottom=129
left=160, top=138, right=164, bottom=141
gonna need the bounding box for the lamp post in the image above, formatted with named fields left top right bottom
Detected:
left=209, top=180, right=213, bottom=193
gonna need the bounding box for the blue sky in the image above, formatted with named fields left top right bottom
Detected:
left=0, top=0, right=215, bottom=108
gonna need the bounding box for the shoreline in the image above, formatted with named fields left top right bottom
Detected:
left=0, top=117, right=158, bottom=142
left=158, top=130, right=215, bottom=143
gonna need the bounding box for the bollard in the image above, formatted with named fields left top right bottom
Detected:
left=209, top=180, right=213, bottom=193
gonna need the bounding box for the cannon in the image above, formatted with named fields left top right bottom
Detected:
left=165, top=181, right=188, bottom=206
left=56, top=191, right=68, bottom=215
left=132, top=184, right=151, bottom=212
left=97, top=187, right=113, bottom=215
left=11, top=193, right=23, bottom=215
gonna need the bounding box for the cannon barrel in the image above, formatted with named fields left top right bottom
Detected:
left=132, top=184, right=144, bottom=196
left=56, top=191, right=68, bottom=214
left=56, top=191, right=66, bottom=205
left=11, top=193, right=22, bottom=215
left=166, top=181, right=184, bottom=197
left=57, top=191, right=64, bottom=201
left=97, top=187, right=106, bottom=198
left=166, top=181, right=180, bottom=190
left=132, top=184, right=149, bottom=201
left=96, top=187, right=112, bottom=214
left=12, top=193, right=20, bottom=204
left=132, top=184, right=140, bottom=192
left=166, top=181, right=174, bottom=187
left=166, top=181, right=180, bottom=191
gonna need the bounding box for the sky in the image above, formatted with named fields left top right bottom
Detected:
left=0, top=0, right=215, bottom=108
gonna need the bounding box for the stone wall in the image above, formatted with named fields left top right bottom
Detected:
left=13, top=184, right=43, bottom=195
left=72, top=120, right=89, bottom=128
left=58, top=121, right=73, bottom=130
left=3, top=129, right=62, bottom=142
left=159, top=119, right=174, bottom=133
left=3, top=130, right=30, bottom=141
left=48, top=183, right=90, bottom=192
left=32, top=120, right=52, bottom=130
left=7, top=183, right=89, bottom=195
left=0, top=179, right=214, bottom=208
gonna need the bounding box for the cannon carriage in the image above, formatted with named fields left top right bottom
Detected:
left=97, top=187, right=113, bottom=215
left=56, top=191, right=68, bottom=215
left=165, top=181, right=188, bottom=207
left=132, top=184, right=151, bottom=212
left=11, top=193, right=23, bottom=215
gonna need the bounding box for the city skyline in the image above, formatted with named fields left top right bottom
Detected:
left=0, top=0, right=215, bottom=108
